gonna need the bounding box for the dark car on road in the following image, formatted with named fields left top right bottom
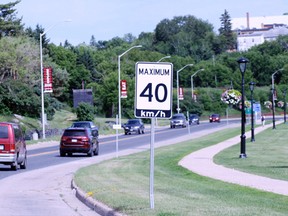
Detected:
left=189, top=114, right=200, bottom=125
left=209, top=114, right=220, bottom=123
left=170, top=113, right=187, bottom=128
left=123, top=119, right=145, bottom=135
left=59, top=127, right=99, bottom=157
left=71, top=121, right=98, bottom=129
left=71, top=121, right=99, bottom=136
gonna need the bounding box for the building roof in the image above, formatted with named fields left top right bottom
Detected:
left=232, top=14, right=288, bottom=30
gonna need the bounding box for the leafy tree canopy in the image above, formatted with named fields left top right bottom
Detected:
left=0, top=0, right=23, bottom=38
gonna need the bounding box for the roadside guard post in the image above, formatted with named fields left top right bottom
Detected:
left=135, top=62, right=173, bottom=209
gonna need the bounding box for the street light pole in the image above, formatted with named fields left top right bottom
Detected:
left=176, top=64, right=193, bottom=113
left=39, top=20, right=71, bottom=139
left=249, top=81, right=255, bottom=142
left=117, top=45, right=142, bottom=125
left=237, top=57, right=249, bottom=158
left=283, top=89, right=287, bottom=123
left=271, top=88, right=276, bottom=129
left=157, top=55, right=171, bottom=62
left=271, top=68, right=283, bottom=129
left=191, top=69, right=204, bottom=101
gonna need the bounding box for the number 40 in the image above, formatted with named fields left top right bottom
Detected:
left=140, top=83, right=168, bottom=103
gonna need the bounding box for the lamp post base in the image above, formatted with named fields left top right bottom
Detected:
left=239, top=153, right=247, bottom=158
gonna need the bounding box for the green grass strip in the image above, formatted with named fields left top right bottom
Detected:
left=75, top=126, right=288, bottom=216
left=215, top=123, right=288, bottom=181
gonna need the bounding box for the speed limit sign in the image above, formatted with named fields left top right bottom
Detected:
left=135, top=62, right=173, bottom=119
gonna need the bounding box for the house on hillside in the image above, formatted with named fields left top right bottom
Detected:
left=232, top=13, right=288, bottom=51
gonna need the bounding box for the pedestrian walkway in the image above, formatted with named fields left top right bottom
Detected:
left=179, top=121, right=288, bottom=196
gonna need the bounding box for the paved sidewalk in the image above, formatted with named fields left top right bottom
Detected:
left=179, top=121, right=288, bottom=196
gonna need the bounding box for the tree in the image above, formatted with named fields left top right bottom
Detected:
left=136, top=32, right=154, bottom=51
left=218, top=10, right=236, bottom=51
left=25, top=24, right=50, bottom=49
left=154, top=15, right=216, bottom=60
left=0, top=79, right=40, bottom=117
left=89, top=35, right=97, bottom=47
left=123, top=33, right=136, bottom=44
left=0, top=0, right=23, bottom=38
left=0, top=36, right=39, bottom=84
left=48, top=43, right=77, bottom=72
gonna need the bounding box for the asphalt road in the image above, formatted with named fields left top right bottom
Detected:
left=0, top=120, right=239, bottom=215
left=0, top=121, right=231, bottom=179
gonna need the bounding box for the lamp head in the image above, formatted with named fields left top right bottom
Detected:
left=249, top=81, right=255, bottom=92
left=237, top=57, right=249, bottom=74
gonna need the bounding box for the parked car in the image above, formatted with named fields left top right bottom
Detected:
left=123, top=119, right=145, bottom=135
left=59, top=127, right=99, bottom=157
left=170, top=113, right=187, bottom=128
left=0, top=122, right=27, bottom=170
left=209, top=114, right=221, bottom=123
left=189, top=114, right=200, bottom=125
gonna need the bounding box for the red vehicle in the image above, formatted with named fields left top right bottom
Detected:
left=209, top=114, right=220, bottom=123
left=59, top=127, right=99, bottom=157
left=0, top=122, right=27, bottom=170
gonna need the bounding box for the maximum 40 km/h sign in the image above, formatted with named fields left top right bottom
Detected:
left=135, top=62, right=173, bottom=119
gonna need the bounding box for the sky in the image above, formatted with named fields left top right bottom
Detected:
left=5, top=0, right=288, bottom=45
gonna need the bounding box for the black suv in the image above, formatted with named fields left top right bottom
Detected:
left=189, top=114, right=200, bottom=125
left=123, top=119, right=145, bottom=135
left=59, top=127, right=99, bottom=157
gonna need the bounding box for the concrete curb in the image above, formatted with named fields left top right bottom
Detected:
left=71, top=179, right=125, bottom=216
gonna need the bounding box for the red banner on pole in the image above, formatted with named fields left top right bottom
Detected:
left=43, top=67, right=53, bottom=93
left=179, top=87, right=184, bottom=100
left=121, top=80, right=127, bottom=98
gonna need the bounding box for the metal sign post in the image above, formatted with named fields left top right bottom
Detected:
left=135, top=62, right=173, bottom=209
left=150, top=118, right=155, bottom=209
left=112, top=115, right=121, bottom=158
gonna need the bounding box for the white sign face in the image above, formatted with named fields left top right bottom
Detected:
left=135, top=62, right=173, bottom=119
left=112, top=124, right=122, bottom=129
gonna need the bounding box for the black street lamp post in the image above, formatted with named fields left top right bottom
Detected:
left=271, top=88, right=276, bottom=129
left=249, top=82, right=255, bottom=142
left=237, top=57, right=249, bottom=158
left=283, top=89, right=287, bottom=123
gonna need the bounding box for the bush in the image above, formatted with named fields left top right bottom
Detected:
left=76, top=103, right=95, bottom=121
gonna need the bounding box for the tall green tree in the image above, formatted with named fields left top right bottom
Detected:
left=0, top=0, right=23, bottom=38
left=89, top=35, right=97, bottom=47
left=219, top=10, right=236, bottom=51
